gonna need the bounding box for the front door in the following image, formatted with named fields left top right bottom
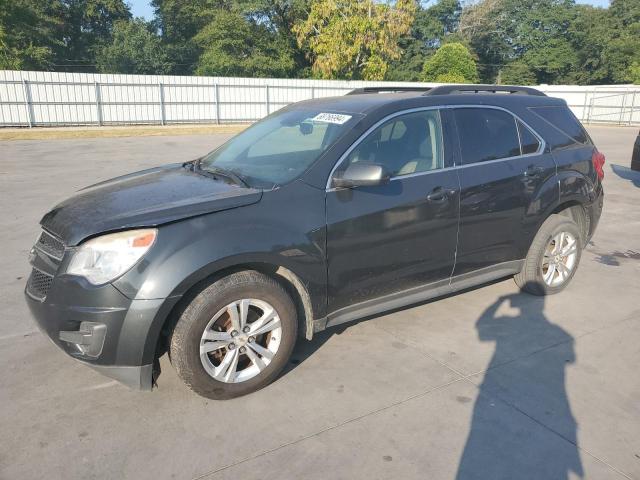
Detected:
left=325, top=109, right=459, bottom=315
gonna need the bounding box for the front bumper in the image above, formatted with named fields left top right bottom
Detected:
left=25, top=273, right=167, bottom=391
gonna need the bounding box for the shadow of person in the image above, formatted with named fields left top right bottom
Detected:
left=456, top=285, right=583, bottom=480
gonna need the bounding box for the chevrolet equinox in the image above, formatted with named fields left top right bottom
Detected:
left=25, top=85, right=605, bottom=399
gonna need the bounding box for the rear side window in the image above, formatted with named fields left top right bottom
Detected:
left=454, top=108, right=521, bottom=164
left=530, top=106, right=590, bottom=149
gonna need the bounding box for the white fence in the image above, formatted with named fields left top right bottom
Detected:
left=1, top=70, right=639, bottom=127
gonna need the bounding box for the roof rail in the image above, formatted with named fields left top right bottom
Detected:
left=425, top=84, right=546, bottom=97
left=347, top=86, right=433, bottom=95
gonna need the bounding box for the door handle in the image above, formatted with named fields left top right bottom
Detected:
left=427, top=186, right=449, bottom=202
left=523, top=165, right=544, bottom=177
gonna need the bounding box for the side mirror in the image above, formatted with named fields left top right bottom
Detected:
left=332, top=163, right=391, bottom=188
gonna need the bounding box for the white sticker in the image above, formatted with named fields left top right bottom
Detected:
left=312, top=112, right=352, bottom=125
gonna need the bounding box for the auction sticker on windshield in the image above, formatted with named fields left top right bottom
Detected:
left=312, top=113, right=352, bottom=125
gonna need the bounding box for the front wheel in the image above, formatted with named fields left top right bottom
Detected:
left=169, top=271, right=297, bottom=399
left=515, top=214, right=583, bottom=296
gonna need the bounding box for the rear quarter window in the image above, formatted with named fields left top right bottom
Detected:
left=530, top=106, right=591, bottom=150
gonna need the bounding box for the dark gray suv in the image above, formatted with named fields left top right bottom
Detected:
left=26, top=85, right=604, bottom=399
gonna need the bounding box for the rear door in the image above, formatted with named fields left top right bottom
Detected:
left=325, top=108, right=459, bottom=314
left=451, top=106, right=556, bottom=276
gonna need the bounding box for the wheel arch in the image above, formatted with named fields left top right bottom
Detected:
left=146, top=260, right=316, bottom=366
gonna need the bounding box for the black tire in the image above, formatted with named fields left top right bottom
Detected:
left=515, top=214, right=583, bottom=296
left=169, top=271, right=297, bottom=400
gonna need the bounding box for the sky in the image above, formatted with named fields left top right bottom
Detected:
left=128, top=0, right=611, bottom=21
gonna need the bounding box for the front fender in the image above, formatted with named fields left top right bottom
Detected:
left=112, top=181, right=327, bottom=364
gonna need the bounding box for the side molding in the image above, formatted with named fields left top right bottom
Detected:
left=314, top=260, right=524, bottom=333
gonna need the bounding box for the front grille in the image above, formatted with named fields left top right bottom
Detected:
left=27, top=268, right=54, bottom=300
left=36, top=230, right=65, bottom=260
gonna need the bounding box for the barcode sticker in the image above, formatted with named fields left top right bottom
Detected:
left=312, top=113, right=352, bottom=125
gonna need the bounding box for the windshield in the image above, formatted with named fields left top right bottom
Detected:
left=199, top=108, right=360, bottom=188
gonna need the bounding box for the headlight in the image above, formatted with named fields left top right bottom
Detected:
left=66, top=229, right=157, bottom=285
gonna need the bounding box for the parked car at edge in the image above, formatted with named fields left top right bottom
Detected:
left=26, top=85, right=605, bottom=399
left=632, top=129, right=640, bottom=171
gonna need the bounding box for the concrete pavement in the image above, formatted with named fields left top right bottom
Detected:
left=0, top=126, right=638, bottom=479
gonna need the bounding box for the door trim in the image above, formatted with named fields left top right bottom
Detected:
left=314, top=259, right=524, bottom=332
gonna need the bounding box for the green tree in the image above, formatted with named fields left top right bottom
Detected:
left=421, top=42, right=478, bottom=83
left=96, top=18, right=171, bottom=74
left=0, top=0, right=63, bottom=70
left=459, top=0, right=579, bottom=84
left=194, top=10, right=296, bottom=77
left=293, top=0, right=416, bottom=80
left=150, top=0, right=221, bottom=74
left=629, top=62, right=640, bottom=84
left=569, top=5, right=613, bottom=84
left=58, top=0, right=131, bottom=71
left=500, top=61, right=537, bottom=85
left=386, top=0, right=462, bottom=81
left=236, top=0, right=312, bottom=75
left=151, top=0, right=310, bottom=76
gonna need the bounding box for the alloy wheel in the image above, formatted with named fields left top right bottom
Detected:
left=541, top=231, right=578, bottom=286
left=199, top=299, right=282, bottom=383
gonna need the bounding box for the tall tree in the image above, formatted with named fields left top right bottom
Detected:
left=293, top=0, right=416, bottom=80
left=459, top=0, right=579, bottom=84
left=150, top=0, right=222, bottom=74
left=237, top=0, right=312, bottom=75
left=386, top=0, right=462, bottom=81
left=57, top=0, right=131, bottom=71
left=0, top=0, right=63, bottom=70
left=96, top=18, right=171, bottom=74
left=194, top=10, right=296, bottom=77
left=421, top=42, right=478, bottom=83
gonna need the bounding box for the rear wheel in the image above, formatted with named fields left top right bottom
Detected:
left=170, top=271, right=297, bottom=399
left=515, top=214, right=583, bottom=296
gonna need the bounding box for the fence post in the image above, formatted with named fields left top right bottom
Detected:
left=630, top=91, right=637, bottom=126
left=215, top=83, right=221, bottom=124
left=158, top=83, right=166, bottom=126
left=94, top=81, right=103, bottom=126
left=619, top=90, right=627, bottom=125
left=585, top=90, right=594, bottom=123
left=22, top=79, right=34, bottom=128
left=311, top=86, right=315, bottom=99
left=265, top=84, right=270, bottom=116
left=582, top=90, right=589, bottom=122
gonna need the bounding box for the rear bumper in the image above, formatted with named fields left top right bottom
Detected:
left=586, top=183, right=604, bottom=241
left=25, top=274, right=168, bottom=390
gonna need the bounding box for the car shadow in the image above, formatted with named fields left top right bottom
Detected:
left=455, top=284, right=582, bottom=479
left=282, top=277, right=508, bottom=375
left=282, top=279, right=583, bottom=479
left=611, top=163, right=640, bottom=187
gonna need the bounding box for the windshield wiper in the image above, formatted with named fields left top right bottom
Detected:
left=198, top=164, right=250, bottom=188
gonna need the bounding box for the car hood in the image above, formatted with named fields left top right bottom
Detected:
left=40, top=164, right=262, bottom=246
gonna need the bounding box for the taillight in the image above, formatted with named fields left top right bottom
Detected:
left=592, top=150, right=605, bottom=181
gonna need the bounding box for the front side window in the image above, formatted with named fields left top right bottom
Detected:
left=338, top=110, right=444, bottom=178
left=200, top=108, right=360, bottom=187
left=454, top=108, right=521, bottom=165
